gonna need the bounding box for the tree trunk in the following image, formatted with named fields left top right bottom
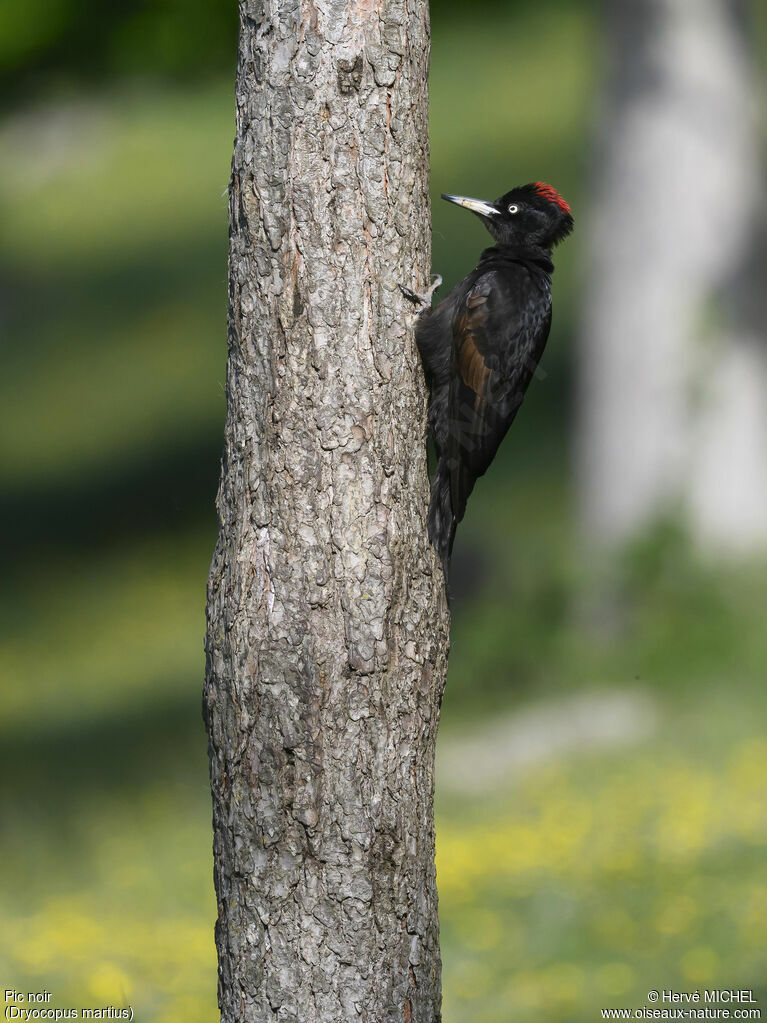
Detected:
left=204, top=2, right=449, bottom=1021
left=576, top=0, right=767, bottom=553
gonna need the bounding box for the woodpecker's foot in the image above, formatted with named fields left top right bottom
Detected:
left=399, top=274, right=442, bottom=309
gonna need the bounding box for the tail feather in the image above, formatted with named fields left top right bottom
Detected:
left=427, top=459, right=456, bottom=583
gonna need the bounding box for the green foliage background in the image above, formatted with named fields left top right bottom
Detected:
left=1, top=3, right=765, bottom=1021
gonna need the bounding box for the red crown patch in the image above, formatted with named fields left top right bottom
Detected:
left=534, top=182, right=571, bottom=214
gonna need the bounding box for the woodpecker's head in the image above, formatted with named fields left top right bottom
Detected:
left=441, top=182, right=573, bottom=248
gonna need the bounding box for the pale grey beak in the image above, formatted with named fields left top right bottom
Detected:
left=441, top=193, right=498, bottom=217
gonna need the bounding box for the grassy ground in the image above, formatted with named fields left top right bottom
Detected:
left=1, top=6, right=765, bottom=1020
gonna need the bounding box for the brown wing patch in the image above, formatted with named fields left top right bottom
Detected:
left=456, top=292, right=491, bottom=402
left=458, top=334, right=491, bottom=399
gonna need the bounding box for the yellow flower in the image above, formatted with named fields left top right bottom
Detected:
left=596, top=962, right=635, bottom=997
left=680, top=946, right=719, bottom=983
left=87, top=962, right=133, bottom=1004
left=653, top=894, right=697, bottom=936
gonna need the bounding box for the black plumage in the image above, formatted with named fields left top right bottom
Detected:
left=409, top=182, right=573, bottom=577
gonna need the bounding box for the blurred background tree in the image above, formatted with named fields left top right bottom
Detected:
left=578, top=0, right=767, bottom=554
left=1, top=1, right=766, bottom=1022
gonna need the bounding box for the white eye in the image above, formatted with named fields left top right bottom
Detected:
left=507, top=204, right=519, bottom=214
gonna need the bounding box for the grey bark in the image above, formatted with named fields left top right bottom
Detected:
left=204, top=1, right=450, bottom=1021
left=577, top=0, right=767, bottom=553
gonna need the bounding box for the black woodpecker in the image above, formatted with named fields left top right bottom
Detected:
left=402, top=182, right=573, bottom=578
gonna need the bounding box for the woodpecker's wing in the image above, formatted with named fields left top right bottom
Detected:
left=446, top=268, right=551, bottom=524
